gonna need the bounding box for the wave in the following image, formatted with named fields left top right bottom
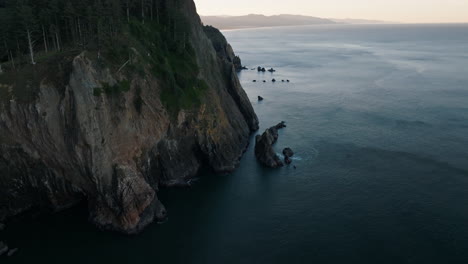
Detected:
left=276, top=146, right=319, bottom=162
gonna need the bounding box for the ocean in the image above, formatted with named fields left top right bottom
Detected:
left=4, top=24, right=468, bottom=263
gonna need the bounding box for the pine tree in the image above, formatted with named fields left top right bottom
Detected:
left=38, top=9, right=51, bottom=52
left=48, top=0, right=61, bottom=51
left=0, top=0, right=193, bottom=69
left=17, top=1, right=37, bottom=65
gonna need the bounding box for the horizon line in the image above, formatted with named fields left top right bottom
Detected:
left=199, top=13, right=468, bottom=24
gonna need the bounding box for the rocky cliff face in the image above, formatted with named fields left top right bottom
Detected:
left=0, top=0, right=258, bottom=234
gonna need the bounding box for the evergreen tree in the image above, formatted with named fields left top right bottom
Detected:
left=0, top=0, right=195, bottom=70
left=17, top=1, right=38, bottom=64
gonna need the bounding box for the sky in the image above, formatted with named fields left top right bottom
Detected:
left=194, top=0, right=468, bottom=23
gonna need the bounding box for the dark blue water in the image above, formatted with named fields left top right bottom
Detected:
left=3, top=24, right=468, bottom=263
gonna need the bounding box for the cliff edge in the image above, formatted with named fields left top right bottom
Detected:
left=0, top=0, right=258, bottom=234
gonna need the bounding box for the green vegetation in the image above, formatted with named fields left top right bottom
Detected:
left=103, top=81, right=131, bottom=94
left=125, top=17, right=207, bottom=113
left=133, top=85, right=143, bottom=113
left=93, top=81, right=130, bottom=96
left=0, top=50, right=77, bottom=103
left=0, top=0, right=209, bottom=113
left=93, top=87, right=103, bottom=96
left=160, top=78, right=209, bottom=113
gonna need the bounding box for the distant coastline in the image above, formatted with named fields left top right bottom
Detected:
left=218, top=22, right=468, bottom=32
left=201, top=14, right=389, bottom=30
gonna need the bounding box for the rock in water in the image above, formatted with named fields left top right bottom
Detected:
left=258, top=96, right=264, bottom=101
left=272, top=79, right=276, bottom=82
left=254, top=122, right=287, bottom=168
left=0, top=241, right=8, bottom=256
left=283, top=148, right=294, bottom=158
left=7, top=248, right=18, bottom=257
left=283, top=148, right=294, bottom=165
left=276, top=121, right=287, bottom=129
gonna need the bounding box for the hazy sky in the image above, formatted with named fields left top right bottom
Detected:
left=194, top=0, right=468, bottom=23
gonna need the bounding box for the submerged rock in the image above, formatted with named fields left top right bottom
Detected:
left=0, top=241, right=8, bottom=256
left=7, top=248, right=18, bottom=257
left=254, top=122, right=287, bottom=168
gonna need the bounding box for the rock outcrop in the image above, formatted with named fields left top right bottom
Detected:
left=283, top=148, right=294, bottom=158
left=254, top=122, right=286, bottom=168
left=283, top=148, right=294, bottom=165
left=0, top=242, right=8, bottom=256
left=204, top=26, right=246, bottom=72
left=7, top=248, right=18, bottom=257
left=0, top=0, right=258, bottom=234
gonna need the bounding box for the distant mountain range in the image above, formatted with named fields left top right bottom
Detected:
left=201, top=14, right=388, bottom=30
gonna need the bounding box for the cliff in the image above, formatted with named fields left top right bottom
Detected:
left=0, top=0, right=258, bottom=234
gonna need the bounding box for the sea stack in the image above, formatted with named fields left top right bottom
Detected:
left=254, top=122, right=287, bottom=168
